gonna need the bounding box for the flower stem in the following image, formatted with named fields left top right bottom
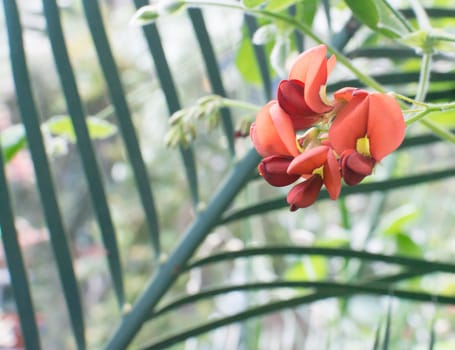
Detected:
left=383, top=0, right=413, bottom=32
left=420, top=119, right=455, bottom=143
left=392, top=92, right=428, bottom=108
left=415, top=53, right=432, bottom=102
left=405, top=109, right=431, bottom=126
left=405, top=101, right=455, bottom=126
left=220, top=97, right=261, bottom=112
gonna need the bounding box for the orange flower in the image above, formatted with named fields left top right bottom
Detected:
left=286, top=145, right=341, bottom=210
left=250, top=101, right=299, bottom=157
left=277, top=44, right=336, bottom=129
left=329, top=88, right=405, bottom=185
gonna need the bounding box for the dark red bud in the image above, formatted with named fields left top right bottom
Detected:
left=287, top=174, right=323, bottom=211
left=277, top=80, right=322, bottom=130
left=340, top=151, right=375, bottom=186
left=258, top=155, right=300, bottom=187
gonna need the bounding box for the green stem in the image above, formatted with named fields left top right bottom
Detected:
left=415, top=53, right=432, bottom=102
left=420, top=119, right=455, bottom=143
left=392, top=92, right=428, bottom=107
left=186, top=246, right=455, bottom=272
left=103, top=148, right=261, bottom=350
left=141, top=279, right=455, bottom=349
left=220, top=97, right=261, bottom=112
left=382, top=0, right=413, bottom=32
left=183, top=0, right=385, bottom=92
left=149, top=270, right=443, bottom=319
left=338, top=198, right=351, bottom=230
left=405, top=109, right=432, bottom=126
left=410, top=0, right=431, bottom=30
left=405, top=101, right=455, bottom=125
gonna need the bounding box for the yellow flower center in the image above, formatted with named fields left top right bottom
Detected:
left=312, top=165, right=324, bottom=178
left=356, top=136, right=371, bottom=157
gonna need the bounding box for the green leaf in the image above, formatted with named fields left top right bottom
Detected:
left=344, top=0, right=410, bottom=38
left=428, top=110, right=455, bottom=128
left=286, top=257, right=327, bottom=281
left=266, top=0, right=297, bottom=12
left=131, top=1, right=185, bottom=25
left=85, top=117, right=118, bottom=140
left=375, top=0, right=410, bottom=38
left=344, top=0, right=379, bottom=29
left=235, top=33, right=262, bottom=84
left=1, top=124, right=27, bottom=163
left=131, top=5, right=160, bottom=25
left=242, top=0, right=266, bottom=8
left=383, top=205, right=420, bottom=235
left=298, top=0, right=319, bottom=27
left=394, top=233, right=422, bottom=257
left=45, top=115, right=117, bottom=142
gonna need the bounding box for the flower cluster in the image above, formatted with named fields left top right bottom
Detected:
left=250, top=45, right=406, bottom=211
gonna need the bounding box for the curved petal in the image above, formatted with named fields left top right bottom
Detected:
left=323, top=149, right=341, bottom=199
left=333, top=87, right=368, bottom=102
left=277, top=79, right=313, bottom=116
left=287, top=145, right=329, bottom=175
left=289, top=45, right=333, bottom=115
left=251, top=101, right=295, bottom=157
left=367, top=93, right=406, bottom=161
left=289, top=44, right=327, bottom=81
left=327, top=54, right=336, bottom=75
left=328, top=93, right=369, bottom=155
left=258, top=155, right=300, bottom=187
left=345, top=151, right=375, bottom=175
left=340, top=150, right=374, bottom=186
left=277, top=80, right=322, bottom=129
left=269, top=103, right=300, bottom=157
left=287, top=175, right=323, bottom=211
left=304, top=56, right=333, bottom=114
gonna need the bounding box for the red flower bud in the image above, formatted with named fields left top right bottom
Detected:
left=258, top=155, right=300, bottom=187
left=277, top=80, right=322, bottom=129
left=287, top=175, right=323, bottom=211
left=340, top=150, right=375, bottom=186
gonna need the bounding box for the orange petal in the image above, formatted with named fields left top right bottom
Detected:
left=328, top=93, right=369, bottom=155
left=323, top=149, right=341, bottom=200
left=289, top=45, right=333, bottom=114
left=327, top=54, right=337, bottom=75
left=333, top=87, right=367, bottom=102
left=305, top=62, right=332, bottom=113
left=269, top=103, right=299, bottom=157
left=251, top=101, right=292, bottom=157
left=287, top=145, right=329, bottom=175
left=289, top=44, right=327, bottom=82
left=287, top=175, right=323, bottom=211
left=367, top=93, right=405, bottom=161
